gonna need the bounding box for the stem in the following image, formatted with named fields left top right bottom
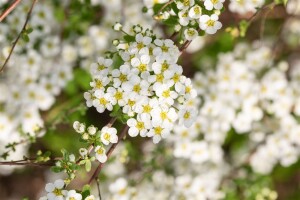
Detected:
left=157, top=0, right=174, bottom=15
left=88, top=125, right=129, bottom=184
left=0, top=0, right=38, bottom=73
left=0, top=0, right=22, bottom=22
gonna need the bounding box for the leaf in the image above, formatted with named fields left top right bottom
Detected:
left=51, top=166, right=63, bottom=173
left=82, top=184, right=91, bottom=199
left=123, top=35, right=135, bottom=43
left=239, top=20, right=249, bottom=37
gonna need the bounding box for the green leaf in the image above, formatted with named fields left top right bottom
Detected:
left=163, top=16, right=178, bottom=26
left=239, top=20, right=249, bottom=37
left=51, top=166, right=63, bottom=173
left=82, top=184, right=91, bottom=199
left=123, top=35, right=135, bottom=43
left=22, top=33, right=30, bottom=42
left=152, top=3, right=164, bottom=15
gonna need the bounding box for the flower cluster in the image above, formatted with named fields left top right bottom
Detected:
left=84, top=26, right=197, bottom=144
left=229, top=0, right=265, bottom=15
left=76, top=0, right=154, bottom=71
left=73, top=121, right=118, bottom=164
left=39, top=179, right=84, bottom=200
left=144, top=0, right=224, bottom=39
left=0, top=1, right=75, bottom=174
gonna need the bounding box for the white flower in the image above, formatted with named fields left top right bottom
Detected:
left=45, top=179, right=66, bottom=200
left=66, top=190, right=82, bottom=200
left=155, top=84, right=178, bottom=105
left=100, top=126, right=118, bottom=145
left=199, top=14, right=222, bottom=34
left=73, top=121, right=85, bottom=133
left=87, top=125, right=97, bottom=135
left=113, top=22, right=123, bottom=31
left=147, top=125, right=171, bottom=143
left=188, top=5, right=202, bottom=19
left=90, top=57, right=113, bottom=77
left=204, top=0, right=225, bottom=11
left=127, top=115, right=151, bottom=137
left=176, top=0, right=195, bottom=9
left=95, top=146, right=107, bottom=163
left=84, top=195, right=95, bottom=200
left=92, top=90, right=113, bottom=113
left=178, top=108, right=197, bottom=128
left=178, top=9, right=191, bottom=26
left=184, top=28, right=198, bottom=41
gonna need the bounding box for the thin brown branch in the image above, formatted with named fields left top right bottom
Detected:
left=0, top=0, right=37, bottom=73
left=0, top=0, right=22, bottom=22
left=88, top=125, right=129, bottom=184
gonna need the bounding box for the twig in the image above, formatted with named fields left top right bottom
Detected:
left=88, top=125, right=129, bottom=184
left=0, top=0, right=22, bottom=22
left=0, top=0, right=38, bottom=73
left=96, top=178, right=102, bottom=200
left=179, top=40, right=192, bottom=52
left=157, top=0, right=174, bottom=15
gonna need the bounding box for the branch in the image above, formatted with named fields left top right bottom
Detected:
left=0, top=0, right=38, bottom=73
left=0, top=0, right=22, bottom=22
left=88, top=125, right=129, bottom=184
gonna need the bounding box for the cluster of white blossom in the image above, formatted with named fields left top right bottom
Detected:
left=282, top=0, right=300, bottom=47
left=100, top=141, right=226, bottom=200
left=76, top=0, right=155, bottom=71
left=169, top=42, right=300, bottom=175
left=0, top=1, right=76, bottom=174
left=73, top=121, right=118, bottom=164
left=84, top=27, right=197, bottom=144
left=144, top=0, right=223, bottom=39
left=39, top=179, right=84, bottom=200
left=228, top=0, right=265, bottom=15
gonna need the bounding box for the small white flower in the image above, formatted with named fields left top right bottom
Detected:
left=100, top=126, right=118, bottom=145
left=45, top=179, right=66, bottom=200
left=199, top=14, right=222, bottom=34
left=87, top=125, right=97, bottom=135
left=66, top=190, right=82, bottom=200
left=95, top=146, right=107, bottom=163
left=184, top=28, right=198, bottom=41
left=73, top=121, right=85, bottom=133
left=204, top=0, right=225, bottom=11
left=188, top=5, right=202, bottom=19
left=113, top=22, right=123, bottom=31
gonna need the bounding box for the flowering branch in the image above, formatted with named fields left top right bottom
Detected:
left=0, top=0, right=37, bottom=73
left=88, top=125, right=129, bottom=184
left=0, top=0, right=22, bottom=22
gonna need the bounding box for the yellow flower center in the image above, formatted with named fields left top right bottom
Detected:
left=206, top=19, right=215, bottom=27
left=183, top=112, right=190, bottom=119
left=137, top=42, right=144, bottom=50
left=161, top=45, right=169, bottom=52
left=99, top=98, right=107, bottom=105
left=162, top=90, right=170, bottom=98
left=136, top=122, right=145, bottom=130
left=119, top=74, right=127, bottom=82
left=162, top=62, right=169, bottom=71
left=143, top=105, right=152, bottom=113
left=138, top=64, right=147, bottom=72
left=128, top=99, right=136, bottom=107
left=97, top=64, right=105, bottom=71
left=97, top=148, right=104, bottom=154
left=115, top=91, right=123, bottom=100
left=154, top=126, right=163, bottom=135
left=53, top=188, right=62, bottom=196
left=160, top=111, right=168, bottom=120
left=104, top=133, right=110, bottom=140
left=95, top=79, right=103, bottom=89
left=133, top=85, right=141, bottom=93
